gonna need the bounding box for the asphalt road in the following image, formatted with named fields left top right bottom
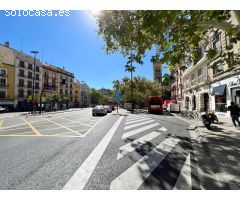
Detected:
left=0, top=108, right=200, bottom=189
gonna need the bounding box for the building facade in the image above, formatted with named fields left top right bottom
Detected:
left=13, top=49, right=43, bottom=111
left=0, top=43, right=15, bottom=110
left=181, top=11, right=240, bottom=115
left=74, top=79, right=81, bottom=108
left=56, top=67, right=75, bottom=107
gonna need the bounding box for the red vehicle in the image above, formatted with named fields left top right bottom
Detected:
left=147, top=96, right=163, bottom=114
left=163, top=100, right=177, bottom=110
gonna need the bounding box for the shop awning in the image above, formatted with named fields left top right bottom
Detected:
left=212, top=84, right=226, bottom=95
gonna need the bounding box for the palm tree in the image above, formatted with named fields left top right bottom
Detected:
left=125, top=54, right=136, bottom=113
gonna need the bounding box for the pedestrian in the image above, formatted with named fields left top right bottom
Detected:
left=228, top=102, right=240, bottom=128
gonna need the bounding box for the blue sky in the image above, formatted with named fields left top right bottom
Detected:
left=0, top=10, right=169, bottom=89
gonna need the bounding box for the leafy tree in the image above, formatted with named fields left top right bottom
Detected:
left=96, top=10, right=240, bottom=68
left=90, top=88, right=101, bottom=105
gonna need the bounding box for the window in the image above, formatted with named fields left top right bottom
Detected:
left=0, top=69, right=6, bottom=77
left=52, top=73, right=56, bottom=79
left=28, top=63, right=33, bottom=70
left=28, top=72, right=32, bottom=79
left=36, top=74, right=40, bottom=80
left=18, top=89, right=24, bottom=97
left=44, top=71, right=48, bottom=78
left=213, top=63, right=224, bottom=75
left=35, top=82, right=39, bottom=89
left=65, top=90, right=68, bottom=95
left=35, top=66, right=40, bottom=72
left=227, top=52, right=234, bottom=68
left=0, top=79, right=6, bottom=87
left=27, top=90, right=32, bottom=96
left=60, top=89, right=63, bottom=94
left=225, top=32, right=232, bottom=47
left=19, top=69, right=25, bottom=77
left=19, top=79, right=24, bottom=87
left=19, top=60, right=25, bottom=68
left=27, top=81, right=32, bottom=88
left=213, top=32, right=222, bottom=51
left=0, top=91, right=6, bottom=98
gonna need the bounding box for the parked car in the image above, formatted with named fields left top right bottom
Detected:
left=0, top=106, right=7, bottom=113
left=162, top=100, right=177, bottom=110
left=104, top=105, right=112, bottom=113
left=92, top=105, right=107, bottom=116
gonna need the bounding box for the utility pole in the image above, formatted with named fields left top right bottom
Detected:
left=30, top=51, right=39, bottom=114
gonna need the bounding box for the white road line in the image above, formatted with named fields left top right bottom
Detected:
left=126, top=118, right=152, bottom=125
left=126, top=116, right=149, bottom=122
left=122, top=123, right=159, bottom=139
left=124, top=119, right=155, bottom=130
left=173, top=154, right=192, bottom=190
left=110, top=137, right=180, bottom=190
left=158, top=127, right=167, bottom=132
left=63, top=116, right=124, bottom=190
left=117, top=130, right=163, bottom=160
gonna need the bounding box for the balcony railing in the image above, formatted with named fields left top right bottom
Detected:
left=18, top=84, right=25, bottom=87
left=0, top=74, right=8, bottom=78
left=18, top=74, right=26, bottom=78
left=0, top=84, right=9, bottom=88
left=0, top=95, right=10, bottom=99
left=18, top=64, right=25, bottom=68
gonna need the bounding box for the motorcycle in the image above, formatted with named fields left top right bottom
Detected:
left=201, top=112, right=212, bottom=130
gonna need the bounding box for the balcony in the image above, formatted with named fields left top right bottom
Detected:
left=18, top=74, right=26, bottom=78
left=18, top=64, right=25, bottom=68
left=27, top=85, right=32, bottom=89
left=18, top=84, right=25, bottom=87
left=0, top=74, right=8, bottom=78
left=0, top=84, right=9, bottom=88
left=0, top=95, right=10, bottom=99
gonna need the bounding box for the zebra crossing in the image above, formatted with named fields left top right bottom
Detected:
left=64, top=114, right=196, bottom=190
left=111, top=114, right=193, bottom=190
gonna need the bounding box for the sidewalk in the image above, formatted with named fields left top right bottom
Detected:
left=173, top=112, right=240, bottom=189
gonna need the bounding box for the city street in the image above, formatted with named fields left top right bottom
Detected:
left=0, top=108, right=201, bottom=190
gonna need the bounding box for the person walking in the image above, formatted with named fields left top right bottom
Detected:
left=228, top=102, right=240, bottom=128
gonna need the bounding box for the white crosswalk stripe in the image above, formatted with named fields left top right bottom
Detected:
left=110, top=137, right=180, bottom=190
left=126, top=116, right=150, bottom=122
left=124, top=119, right=155, bottom=130
left=126, top=117, right=152, bottom=125
left=173, top=154, right=192, bottom=190
left=117, top=129, right=164, bottom=160
left=122, top=123, right=159, bottom=139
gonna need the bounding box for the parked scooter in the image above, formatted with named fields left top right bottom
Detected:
left=201, top=112, right=212, bottom=130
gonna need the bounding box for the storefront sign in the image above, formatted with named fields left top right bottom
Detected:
left=228, top=79, right=240, bottom=88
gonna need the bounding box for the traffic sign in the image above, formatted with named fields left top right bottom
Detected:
left=115, top=91, right=122, bottom=103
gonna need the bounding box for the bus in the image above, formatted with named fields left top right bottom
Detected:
left=147, top=96, right=163, bottom=114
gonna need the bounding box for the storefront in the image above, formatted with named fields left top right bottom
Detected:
left=229, top=77, right=240, bottom=106
left=211, top=74, right=240, bottom=115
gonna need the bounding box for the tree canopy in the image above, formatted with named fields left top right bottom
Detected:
left=96, top=10, right=240, bottom=68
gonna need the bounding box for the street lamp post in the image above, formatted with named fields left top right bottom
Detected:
left=30, top=50, right=39, bottom=114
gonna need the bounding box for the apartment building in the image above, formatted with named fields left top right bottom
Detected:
left=56, top=67, right=75, bottom=107
left=181, top=11, right=240, bottom=115
left=74, top=79, right=81, bottom=107
left=170, top=67, right=184, bottom=109
left=13, top=49, right=42, bottom=111
left=209, top=13, right=240, bottom=115
left=0, top=43, right=15, bottom=110
left=42, top=64, right=58, bottom=98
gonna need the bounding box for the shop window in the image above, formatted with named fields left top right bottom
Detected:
left=215, top=95, right=227, bottom=112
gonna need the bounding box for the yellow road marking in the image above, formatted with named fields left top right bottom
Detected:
left=21, top=117, right=43, bottom=136
left=0, top=126, right=31, bottom=131
left=44, top=118, right=83, bottom=136
left=82, top=115, right=105, bottom=137
left=0, top=134, right=82, bottom=138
